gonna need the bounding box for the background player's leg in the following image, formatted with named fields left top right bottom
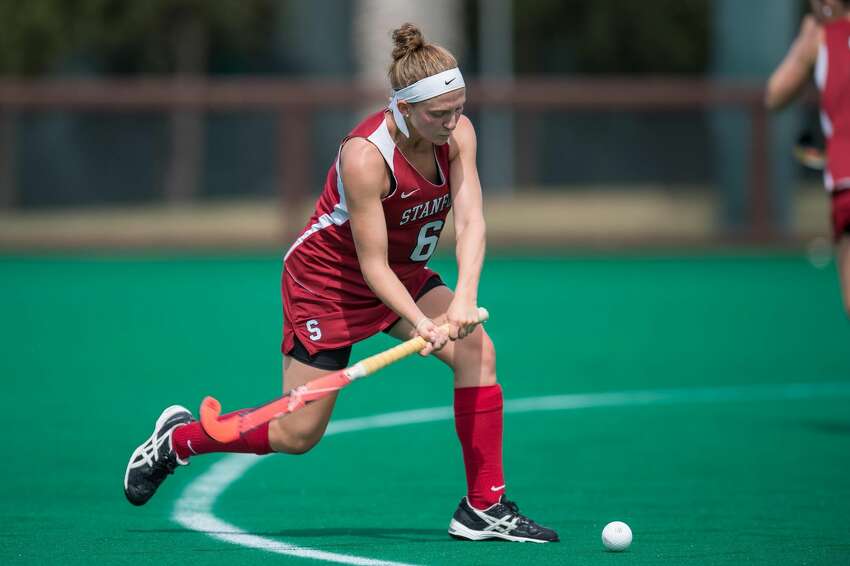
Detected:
left=837, top=234, right=850, bottom=319
left=267, top=356, right=340, bottom=454
left=387, top=286, right=502, bottom=509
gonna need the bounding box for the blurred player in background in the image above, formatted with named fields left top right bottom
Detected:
left=767, top=0, right=850, bottom=317
left=124, top=23, right=558, bottom=543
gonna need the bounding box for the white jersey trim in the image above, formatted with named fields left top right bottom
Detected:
left=283, top=208, right=349, bottom=262
left=283, top=115, right=399, bottom=263
left=816, top=43, right=833, bottom=148
left=334, top=150, right=350, bottom=218
left=834, top=177, right=850, bottom=191
left=821, top=110, right=834, bottom=140
left=368, top=119, right=396, bottom=173
left=368, top=119, right=401, bottom=200
left=283, top=147, right=350, bottom=263
left=815, top=43, right=828, bottom=92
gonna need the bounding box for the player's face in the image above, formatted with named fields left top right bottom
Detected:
left=409, top=89, right=466, bottom=145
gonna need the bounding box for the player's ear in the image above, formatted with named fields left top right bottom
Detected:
left=397, top=100, right=413, bottom=119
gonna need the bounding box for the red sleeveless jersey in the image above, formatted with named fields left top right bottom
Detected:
left=281, top=110, right=452, bottom=354
left=816, top=19, right=850, bottom=191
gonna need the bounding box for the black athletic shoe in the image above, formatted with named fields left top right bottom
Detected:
left=124, top=405, right=193, bottom=506
left=448, top=495, right=559, bottom=543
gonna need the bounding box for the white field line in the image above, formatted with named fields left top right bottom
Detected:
left=173, top=381, right=850, bottom=565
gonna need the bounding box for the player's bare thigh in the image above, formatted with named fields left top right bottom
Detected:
left=387, top=285, right=497, bottom=388
left=838, top=235, right=850, bottom=317
left=267, top=356, right=339, bottom=454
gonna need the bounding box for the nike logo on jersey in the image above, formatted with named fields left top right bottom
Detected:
left=400, top=189, right=420, bottom=199
left=187, top=440, right=197, bottom=455
left=490, top=484, right=506, bottom=492
left=445, top=78, right=456, bottom=85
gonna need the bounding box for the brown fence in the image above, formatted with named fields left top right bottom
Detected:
left=0, top=77, right=773, bottom=241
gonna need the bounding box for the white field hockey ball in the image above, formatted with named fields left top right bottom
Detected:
left=602, top=521, right=632, bottom=552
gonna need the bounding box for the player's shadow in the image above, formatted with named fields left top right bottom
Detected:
left=799, top=419, right=850, bottom=435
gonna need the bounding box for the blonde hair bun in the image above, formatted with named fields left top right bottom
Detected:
left=388, top=23, right=457, bottom=90
left=391, top=23, right=425, bottom=61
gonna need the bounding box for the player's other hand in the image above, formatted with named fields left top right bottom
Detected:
left=446, top=301, right=481, bottom=340
left=413, top=317, right=449, bottom=356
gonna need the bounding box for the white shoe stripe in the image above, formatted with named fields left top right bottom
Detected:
left=448, top=519, right=549, bottom=544
left=124, top=405, right=192, bottom=490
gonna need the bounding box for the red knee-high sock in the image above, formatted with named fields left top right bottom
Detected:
left=172, top=410, right=272, bottom=461
left=454, top=384, right=505, bottom=510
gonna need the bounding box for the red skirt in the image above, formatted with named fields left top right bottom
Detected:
left=281, top=266, right=438, bottom=356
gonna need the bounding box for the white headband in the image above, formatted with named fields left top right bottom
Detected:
left=388, top=68, right=465, bottom=137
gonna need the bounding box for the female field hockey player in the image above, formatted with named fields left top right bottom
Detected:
left=767, top=0, right=850, bottom=317
left=124, top=23, right=558, bottom=543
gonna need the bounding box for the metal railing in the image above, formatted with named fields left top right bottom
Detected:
left=0, top=77, right=772, bottom=239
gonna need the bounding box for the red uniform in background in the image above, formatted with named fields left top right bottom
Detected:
left=282, top=110, right=452, bottom=355
left=815, top=18, right=850, bottom=237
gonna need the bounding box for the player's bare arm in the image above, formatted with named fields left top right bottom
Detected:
left=766, top=15, right=822, bottom=110
left=341, top=137, right=449, bottom=354
left=446, top=115, right=486, bottom=340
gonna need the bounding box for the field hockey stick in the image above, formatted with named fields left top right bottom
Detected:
left=199, top=307, right=489, bottom=443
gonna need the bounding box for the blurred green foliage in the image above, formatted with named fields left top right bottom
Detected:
left=1, top=0, right=713, bottom=77
left=515, top=0, right=710, bottom=74
left=0, top=0, right=274, bottom=75
left=0, top=1, right=75, bottom=74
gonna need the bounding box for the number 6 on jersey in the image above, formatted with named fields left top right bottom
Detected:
left=410, top=220, right=444, bottom=261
